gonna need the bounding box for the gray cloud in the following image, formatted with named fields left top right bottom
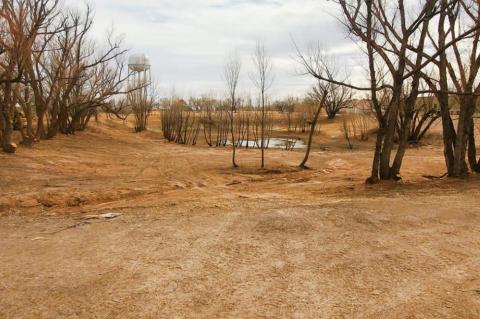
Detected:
left=67, top=0, right=365, bottom=99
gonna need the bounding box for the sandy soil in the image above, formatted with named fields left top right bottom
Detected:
left=1, top=119, right=480, bottom=318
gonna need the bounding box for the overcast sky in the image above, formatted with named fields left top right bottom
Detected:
left=66, top=0, right=366, bottom=100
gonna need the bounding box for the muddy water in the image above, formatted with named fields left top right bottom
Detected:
left=233, top=138, right=307, bottom=150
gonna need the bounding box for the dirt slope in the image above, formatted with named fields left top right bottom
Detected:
left=1, top=121, right=480, bottom=318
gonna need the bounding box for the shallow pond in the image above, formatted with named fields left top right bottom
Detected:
left=233, top=138, right=307, bottom=150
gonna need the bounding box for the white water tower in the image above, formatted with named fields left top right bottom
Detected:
left=128, top=53, right=151, bottom=73
left=128, top=53, right=151, bottom=107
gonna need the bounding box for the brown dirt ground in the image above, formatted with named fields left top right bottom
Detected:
left=1, top=118, right=480, bottom=318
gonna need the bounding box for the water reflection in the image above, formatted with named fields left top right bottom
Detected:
left=232, top=138, right=306, bottom=150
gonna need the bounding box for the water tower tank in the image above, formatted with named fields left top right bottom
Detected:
left=128, top=53, right=151, bottom=72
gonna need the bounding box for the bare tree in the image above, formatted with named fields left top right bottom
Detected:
left=131, top=78, right=157, bottom=133
left=251, top=41, right=273, bottom=169
left=421, top=0, right=480, bottom=176
left=161, top=97, right=201, bottom=145
left=324, top=83, right=352, bottom=120
left=299, top=82, right=327, bottom=168
left=299, top=58, right=332, bottom=167
left=401, top=95, right=440, bottom=145
left=297, top=1, right=457, bottom=183
left=0, top=1, right=139, bottom=153
left=16, top=2, right=131, bottom=140
left=342, top=116, right=354, bottom=150
left=274, top=97, right=296, bottom=132
left=224, top=54, right=241, bottom=168
left=0, top=0, right=60, bottom=152
left=300, top=50, right=354, bottom=168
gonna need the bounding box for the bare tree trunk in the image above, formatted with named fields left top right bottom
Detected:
left=468, top=118, right=480, bottom=173
left=391, top=111, right=414, bottom=178
left=224, top=54, right=241, bottom=168
left=1, top=109, right=16, bottom=153
left=230, top=111, right=238, bottom=168
left=300, top=102, right=323, bottom=168
left=367, top=126, right=385, bottom=184
left=452, top=96, right=475, bottom=176
left=1, top=83, right=17, bottom=153
left=261, top=96, right=265, bottom=169
left=252, top=42, right=273, bottom=169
